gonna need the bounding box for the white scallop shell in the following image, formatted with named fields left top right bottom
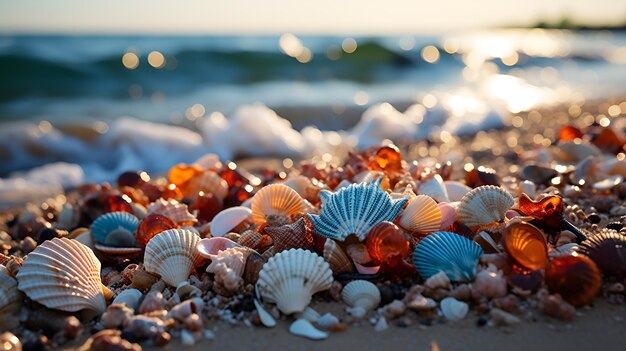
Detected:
left=210, top=206, right=252, bottom=237
left=323, top=239, right=353, bottom=274
left=440, top=297, right=468, bottom=321
left=419, top=175, right=449, bottom=203
left=445, top=181, right=472, bottom=202
left=147, top=198, right=197, bottom=225
left=256, top=248, right=333, bottom=314
left=144, top=229, right=202, bottom=287
left=457, top=185, right=514, bottom=227
left=16, top=237, right=107, bottom=313
left=341, top=280, right=381, bottom=318
left=0, top=265, right=22, bottom=315
left=399, top=195, right=442, bottom=234
left=289, top=319, right=328, bottom=340
left=251, top=184, right=303, bottom=224
left=186, top=171, right=228, bottom=202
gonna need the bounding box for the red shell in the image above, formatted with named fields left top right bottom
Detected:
left=502, top=221, right=548, bottom=271
left=577, top=231, right=626, bottom=279
left=220, top=168, right=248, bottom=187
left=558, top=125, right=583, bottom=142
left=136, top=214, right=176, bottom=247
left=369, top=145, right=402, bottom=173
left=465, top=165, right=500, bottom=188
left=366, top=221, right=409, bottom=266
left=190, top=192, right=223, bottom=222
left=117, top=170, right=150, bottom=188
left=517, top=193, right=564, bottom=230
left=105, top=194, right=133, bottom=214
left=545, top=255, right=602, bottom=307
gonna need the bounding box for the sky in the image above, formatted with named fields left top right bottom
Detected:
left=0, top=0, right=625, bottom=35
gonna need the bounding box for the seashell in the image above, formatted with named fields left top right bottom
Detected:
left=254, top=299, right=276, bottom=327
left=147, top=198, right=197, bottom=226
left=472, top=265, right=507, bottom=298
left=144, top=229, right=202, bottom=287
left=90, top=212, right=140, bottom=246
left=256, top=248, right=333, bottom=314
left=238, top=229, right=264, bottom=249
left=490, top=308, right=521, bottom=326
left=196, top=237, right=243, bottom=259
left=185, top=171, right=228, bottom=201
left=346, top=243, right=371, bottom=265
left=418, top=175, right=449, bottom=203
left=353, top=262, right=380, bottom=274
left=16, top=237, right=107, bottom=313
left=210, top=206, right=252, bottom=237
left=176, top=281, right=202, bottom=299
left=193, top=153, right=222, bottom=170
left=112, top=288, right=143, bottom=310
left=136, top=214, right=176, bottom=247
left=558, top=140, right=601, bottom=163
left=297, top=306, right=322, bottom=322
left=341, top=280, right=381, bottom=318
left=445, top=181, right=472, bottom=202
left=390, top=183, right=417, bottom=203
left=307, top=179, right=407, bottom=241
left=406, top=294, right=437, bottom=311
left=399, top=195, right=442, bottom=234
left=440, top=297, right=468, bottom=321
left=502, top=221, right=548, bottom=271
left=474, top=231, right=500, bottom=253
left=545, top=255, right=601, bottom=307
left=592, top=175, right=623, bottom=191
left=457, top=185, right=514, bottom=228
left=264, top=217, right=315, bottom=253
left=517, top=193, right=565, bottom=230
left=323, top=239, right=354, bottom=275
left=577, top=231, right=626, bottom=278
left=289, top=319, right=328, bottom=340
left=438, top=202, right=456, bottom=230
left=413, top=231, right=483, bottom=281
left=353, top=170, right=390, bottom=191
left=206, top=247, right=252, bottom=294
left=520, top=164, right=558, bottom=184
left=423, top=271, right=451, bottom=290
left=251, top=184, right=303, bottom=224
left=317, top=312, right=341, bottom=330
left=334, top=179, right=352, bottom=190
left=517, top=180, right=537, bottom=199
left=0, top=266, right=22, bottom=329
left=168, top=298, right=202, bottom=321
left=56, top=203, right=80, bottom=230
left=365, top=221, right=409, bottom=265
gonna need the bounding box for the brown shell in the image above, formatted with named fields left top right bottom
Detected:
left=264, top=217, right=315, bottom=253
left=545, top=255, right=601, bottom=307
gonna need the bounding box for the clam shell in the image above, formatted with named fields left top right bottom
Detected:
left=210, top=207, right=252, bottom=237
left=419, top=175, right=449, bottom=203
left=577, top=231, right=626, bottom=278
left=413, top=231, right=483, bottom=281
left=251, top=184, right=303, bottom=224
left=147, top=199, right=197, bottom=225
left=323, top=239, right=354, bottom=274
left=144, top=229, right=202, bottom=287
left=399, top=195, right=442, bottom=234
left=16, top=237, right=107, bottom=313
left=90, top=212, right=139, bottom=245
left=558, top=141, right=601, bottom=163
left=440, top=297, right=468, bottom=321
left=0, top=265, right=22, bottom=319
left=256, top=248, right=333, bottom=314
left=457, top=185, right=514, bottom=228
left=307, top=179, right=407, bottom=241
left=197, top=237, right=244, bottom=258
left=186, top=171, right=228, bottom=202
left=592, top=175, right=623, bottom=191
left=444, top=181, right=472, bottom=202
left=289, top=319, right=328, bottom=340
left=341, top=280, right=380, bottom=317
left=502, top=221, right=548, bottom=270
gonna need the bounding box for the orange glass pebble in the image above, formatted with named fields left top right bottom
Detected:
left=161, top=183, right=183, bottom=200
left=545, top=255, right=601, bottom=307
left=557, top=125, right=583, bottom=142
left=220, top=168, right=248, bottom=187
left=369, top=145, right=402, bottom=173
left=137, top=214, right=176, bottom=246
left=105, top=194, right=133, bottom=213
left=518, top=193, right=564, bottom=229
left=168, top=163, right=203, bottom=190
left=590, top=127, right=625, bottom=155
left=224, top=185, right=253, bottom=207
left=465, top=165, right=500, bottom=188
left=366, top=221, right=409, bottom=266
left=190, top=192, right=223, bottom=222
left=502, top=221, right=548, bottom=271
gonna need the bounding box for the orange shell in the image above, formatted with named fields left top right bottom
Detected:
left=545, top=255, right=601, bottom=307
left=517, top=193, right=564, bottom=229
left=369, top=145, right=402, bottom=173
left=558, top=125, right=583, bottom=142
left=365, top=221, right=409, bottom=266
left=251, top=184, right=303, bottom=224
left=502, top=221, right=548, bottom=271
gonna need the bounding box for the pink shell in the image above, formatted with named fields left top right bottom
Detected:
left=438, top=202, right=456, bottom=231
left=197, top=237, right=244, bottom=259
left=354, top=262, right=381, bottom=274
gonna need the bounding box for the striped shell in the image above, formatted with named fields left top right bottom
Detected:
left=264, top=217, right=315, bottom=253
left=399, top=195, right=442, bottom=234
left=0, top=265, right=22, bottom=319
left=144, top=229, right=202, bottom=287
left=502, top=221, right=548, bottom=271
left=147, top=199, right=197, bottom=225
left=577, top=231, right=626, bottom=278
left=413, top=231, right=484, bottom=281
left=16, top=238, right=107, bottom=313
left=186, top=171, right=229, bottom=202
left=307, top=179, right=408, bottom=241
left=323, top=239, right=353, bottom=274
left=257, top=249, right=333, bottom=314
left=90, top=212, right=139, bottom=245
left=419, top=175, right=449, bottom=203
left=210, top=206, right=252, bottom=237
left=341, top=280, right=381, bottom=312
left=457, top=185, right=514, bottom=227
left=251, top=184, right=303, bottom=224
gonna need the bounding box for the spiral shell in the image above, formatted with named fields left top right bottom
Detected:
left=90, top=212, right=139, bottom=245
left=418, top=175, right=449, bottom=203
left=323, top=239, right=353, bottom=274
left=413, top=231, right=483, bottom=281
left=399, top=195, right=442, bottom=234
left=502, top=221, right=548, bottom=271
left=457, top=185, right=514, bottom=228
left=16, top=237, right=107, bottom=313
left=264, top=217, right=315, bottom=253
left=210, top=206, right=252, bottom=237
left=342, top=280, right=381, bottom=317
left=577, top=231, right=626, bottom=278
left=307, top=179, right=407, bottom=241
left=144, top=229, right=202, bottom=287
left=251, top=184, right=303, bottom=224
left=147, top=198, right=197, bottom=226
left=257, top=249, right=333, bottom=314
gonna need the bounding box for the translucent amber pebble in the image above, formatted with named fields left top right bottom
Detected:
left=161, top=183, right=183, bottom=200
left=137, top=214, right=176, bottom=246
left=105, top=194, right=133, bottom=213
left=465, top=165, right=500, bottom=188
left=138, top=182, right=163, bottom=202
left=590, top=127, right=625, bottom=155
left=558, top=125, right=583, bottom=142
left=220, top=168, right=248, bottom=187
left=117, top=170, right=150, bottom=188
left=502, top=221, right=548, bottom=271
left=190, top=192, right=223, bottom=222
left=366, top=221, right=409, bottom=266
left=545, top=255, right=601, bottom=307
left=168, top=163, right=203, bottom=190
left=517, top=193, right=564, bottom=230
left=369, top=145, right=402, bottom=173
left=223, top=186, right=252, bottom=208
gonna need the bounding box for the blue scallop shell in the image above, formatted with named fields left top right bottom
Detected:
left=307, top=178, right=408, bottom=241
left=413, top=231, right=483, bottom=282
left=90, top=212, right=139, bottom=244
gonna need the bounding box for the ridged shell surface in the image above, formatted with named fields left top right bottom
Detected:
left=147, top=198, right=197, bottom=225
left=323, top=239, right=353, bottom=274
left=307, top=179, right=408, bottom=241
left=413, top=231, right=484, bottom=281
left=144, top=229, right=202, bottom=287
left=257, top=249, right=333, bottom=314
left=90, top=212, right=139, bottom=244
left=399, top=195, right=442, bottom=234
left=419, top=175, right=449, bottom=203
left=577, top=231, right=626, bottom=278
left=251, top=184, right=303, bottom=223
left=457, top=185, right=514, bottom=227
left=186, top=171, right=229, bottom=201
left=502, top=221, right=548, bottom=270
left=341, top=280, right=381, bottom=311
left=0, top=265, right=22, bottom=314
left=16, top=237, right=107, bottom=313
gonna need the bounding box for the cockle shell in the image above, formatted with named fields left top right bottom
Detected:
left=419, top=175, right=449, bottom=203
left=90, top=212, right=139, bottom=246
left=0, top=266, right=22, bottom=329
left=323, top=239, right=354, bottom=274
left=341, top=280, right=381, bottom=318
left=445, top=181, right=472, bottom=202
left=457, top=185, right=514, bottom=228
left=256, top=248, right=333, bottom=314
left=264, top=217, right=315, bottom=253
left=399, top=195, right=442, bottom=234
left=413, top=231, right=483, bottom=281
left=440, top=297, right=468, bottom=321
left=307, top=179, right=408, bottom=241
left=502, top=221, right=548, bottom=271
left=144, top=229, right=202, bottom=287
left=210, top=207, right=252, bottom=237
left=186, top=171, right=228, bottom=202
left=16, top=237, right=107, bottom=313
left=251, top=184, right=303, bottom=224
left=577, top=231, right=626, bottom=278
left=147, top=199, right=197, bottom=225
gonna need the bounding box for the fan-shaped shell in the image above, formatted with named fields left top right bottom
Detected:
left=144, top=229, right=202, bottom=287
left=440, top=297, right=468, bottom=321
left=256, top=248, right=333, bottom=314
left=457, top=185, right=514, bottom=227
left=323, top=239, right=353, bottom=274
left=210, top=206, right=252, bottom=237
left=419, top=175, right=449, bottom=203
left=147, top=199, right=197, bottom=225
left=16, top=237, right=107, bottom=313
left=186, top=171, right=228, bottom=201
left=399, top=195, right=442, bottom=234
left=90, top=212, right=139, bottom=245
left=577, top=231, right=626, bottom=278
left=445, top=181, right=472, bottom=202
left=307, top=179, right=408, bottom=241
left=251, top=184, right=303, bottom=224
left=413, top=231, right=484, bottom=281
left=0, top=265, right=22, bottom=315
left=341, top=280, right=381, bottom=312
left=502, top=221, right=548, bottom=270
